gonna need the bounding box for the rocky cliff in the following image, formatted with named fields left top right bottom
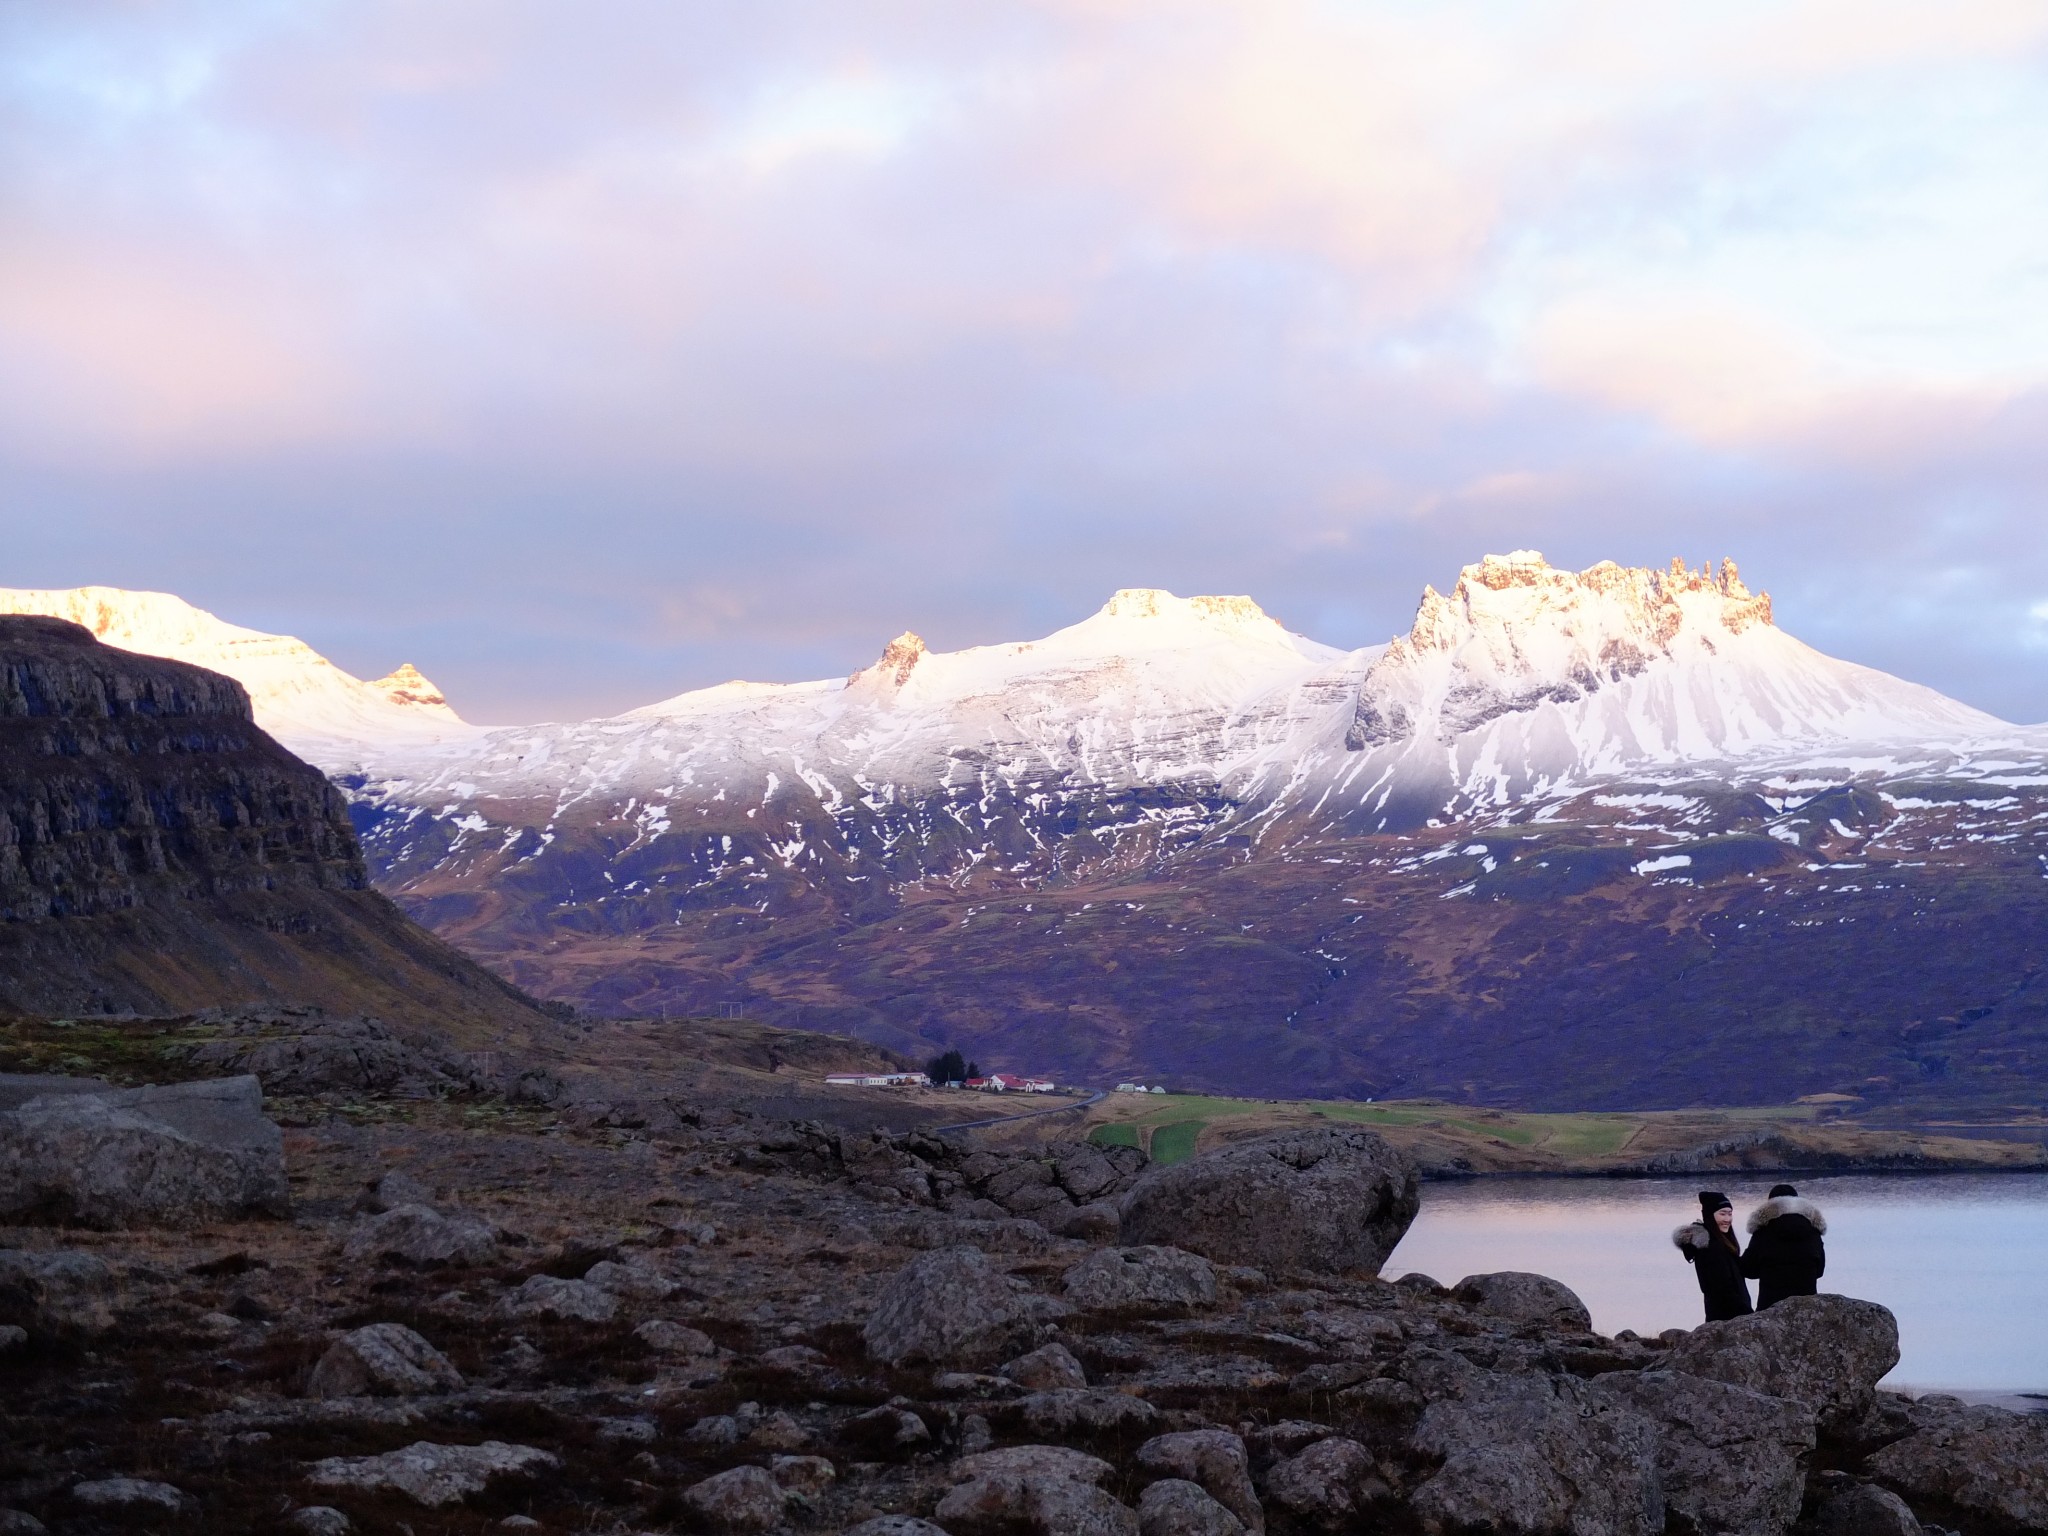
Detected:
left=0, top=617, right=546, bottom=1044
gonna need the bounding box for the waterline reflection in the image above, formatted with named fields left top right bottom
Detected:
left=1382, top=1172, right=2048, bottom=1391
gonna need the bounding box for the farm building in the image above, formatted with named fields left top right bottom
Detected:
left=823, top=1072, right=929, bottom=1088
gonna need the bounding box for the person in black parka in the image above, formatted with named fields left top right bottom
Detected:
left=1743, top=1182, right=1826, bottom=1307
left=1674, top=1190, right=1753, bottom=1322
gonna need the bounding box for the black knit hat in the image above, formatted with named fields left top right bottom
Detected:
left=1699, top=1191, right=1732, bottom=1218
left=1769, top=1183, right=1799, bottom=1198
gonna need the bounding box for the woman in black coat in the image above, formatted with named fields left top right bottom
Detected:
left=1742, top=1183, right=1826, bottom=1307
left=1674, top=1190, right=1753, bottom=1322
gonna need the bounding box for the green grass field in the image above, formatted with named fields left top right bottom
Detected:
left=1146, top=1120, right=1205, bottom=1165
left=1082, top=1091, right=1711, bottom=1165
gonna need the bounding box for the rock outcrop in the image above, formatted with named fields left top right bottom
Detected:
left=863, top=1246, right=1069, bottom=1368
left=1664, top=1293, right=1900, bottom=1429
left=1119, top=1127, right=1419, bottom=1276
left=1867, top=1395, right=2048, bottom=1530
left=0, top=1075, right=286, bottom=1227
left=0, top=615, right=550, bottom=1042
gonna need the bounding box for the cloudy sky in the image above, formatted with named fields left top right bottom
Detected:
left=4, top=1, right=2046, bottom=723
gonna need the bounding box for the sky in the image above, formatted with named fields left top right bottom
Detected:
left=3, top=1, right=2047, bottom=724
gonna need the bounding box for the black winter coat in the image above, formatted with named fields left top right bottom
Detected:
left=1675, top=1221, right=1753, bottom=1322
left=1743, top=1196, right=1826, bottom=1308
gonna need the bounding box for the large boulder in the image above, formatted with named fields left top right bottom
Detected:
left=342, top=1204, right=501, bottom=1268
left=306, top=1323, right=463, bottom=1398
left=1589, top=1370, right=1814, bottom=1536
left=306, top=1441, right=556, bottom=1507
left=1453, top=1272, right=1592, bottom=1333
left=1136, top=1430, right=1262, bottom=1534
left=938, top=1448, right=1136, bottom=1536
left=679, top=1466, right=787, bottom=1533
left=1139, top=1480, right=1245, bottom=1536
left=0, top=1076, right=286, bottom=1227
left=0, top=1249, right=114, bottom=1336
left=1119, top=1128, right=1418, bottom=1276
left=1867, top=1397, right=2048, bottom=1530
left=1064, top=1246, right=1219, bottom=1314
left=863, top=1246, right=1069, bottom=1368
left=497, top=1274, right=618, bottom=1324
left=1812, top=1481, right=1922, bottom=1536
left=1260, top=1437, right=1385, bottom=1528
left=1407, top=1367, right=1664, bottom=1536
left=1664, top=1294, right=1899, bottom=1430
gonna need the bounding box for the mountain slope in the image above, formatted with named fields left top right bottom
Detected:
left=0, top=615, right=549, bottom=1047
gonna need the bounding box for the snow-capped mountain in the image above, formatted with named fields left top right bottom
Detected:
left=342, top=554, right=2028, bottom=843
left=0, top=586, right=480, bottom=764
left=11, top=558, right=2047, bottom=1105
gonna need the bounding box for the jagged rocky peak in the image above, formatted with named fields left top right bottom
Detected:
left=1409, top=551, right=1771, bottom=656
left=368, top=662, right=450, bottom=709
left=1349, top=553, right=1777, bottom=751
left=848, top=631, right=928, bottom=691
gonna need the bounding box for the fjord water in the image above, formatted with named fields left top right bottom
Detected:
left=1383, top=1172, right=2048, bottom=1391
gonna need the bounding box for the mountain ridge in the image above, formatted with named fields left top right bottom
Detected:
left=7, top=557, right=2043, bottom=1109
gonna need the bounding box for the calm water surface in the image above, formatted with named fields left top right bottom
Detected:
left=1382, top=1172, right=2048, bottom=1391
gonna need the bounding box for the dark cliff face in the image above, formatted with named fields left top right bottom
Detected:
left=0, top=616, right=547, bottom=1045
left=0, top=615, right=365, bottom=921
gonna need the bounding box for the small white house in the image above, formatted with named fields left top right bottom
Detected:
left=825, top=1072, right=929, bottom=1088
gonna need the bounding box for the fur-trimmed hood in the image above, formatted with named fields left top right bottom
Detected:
left=1747, top=1195, right=1826, bottom=1235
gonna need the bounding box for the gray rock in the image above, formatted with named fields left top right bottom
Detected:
left=1137, top=1429, right=1262, bottom=1534
left=1408, top=1369, right=1663, bottom=1536
left=1665, top=1294, right=1900, bottom=1429
left=595, top=1416, right=657, bottom=1444
left=0, top=1511, right=45, bottom=1536
left=685, top=1414, right=742, bottom=1448
left=497, top=1275, right=618, bottom=1324
left=1119, top=1128, right=1418, bottom=1277
left=306, top=1323, right=463, bottom=1398
left=1065, top=1245, right=1219, bottom=1314
left=287, top=1510, right=352, bottom=1536
left=71, top=1478, right=187, bottom=1514
left=1813, top=1481, right=1922, bottom=1536
left=1056, top=1201, right=1124, bottom=1240
left=342, top=1204, right=500, bottom=1268
left=1867, top=1398, right=2048, bottom=1530
left=0, top=1249, right=113, bottom=1335
left=938, top=1472, right=1138, bottom=1535
left=1055, top=1145, right=1123, bottom=1201
left=1139, top=1480, right=1245, bottom=1536
left=582, top=1258, right=674, bottom=1299
left=768, top=1454, right=835, bottom=1493
left=863, top=1246, right=1069, bottom=1368
left=636, top=1318, right=718, bottom=1355
left=1261, top=1437, right=1383, bottom=1528
left=497, top=1520, right=542, bottom=1533
left=746, top=1409, right=809, bottom=1451
left=680, top=1465, right=787, bottom=1533
left=841, top=1520, right=950, bottom=1536
left=847, top=1405, right=932, bottom=1451
left=1002, top=1340, right=1089, bottom=1389
left=307, top=1440, right=557, bottom=1507
left=954, top=1444, right=1116, bottom=1485
left=353, top=1169, right=433, bottom=1214
left=1590, top=1370, right=1814, bottom=1536
left=0, top=1076, right=285, bottom=1227
left=1453, top=1271, right=1593, bottom=1332
left=1017, top=1387, right=1162, bottom=1436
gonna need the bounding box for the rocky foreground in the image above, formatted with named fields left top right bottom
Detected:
left=2, top=1078, right=2045, bottom=1536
